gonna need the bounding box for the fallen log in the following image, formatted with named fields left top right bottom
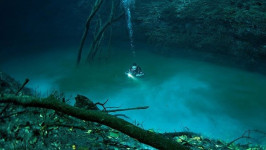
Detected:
left=0, top=94, right=188, bottom=150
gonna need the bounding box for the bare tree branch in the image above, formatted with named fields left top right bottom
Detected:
left=16, top=78, right=30, bottom=95
left=106, top=106, right=149, bottom=113
left=77, top=0, right=104, bottom=66
left=87, top=1, right=125, bottom=62
left=227, top=129, right=266, bottom=146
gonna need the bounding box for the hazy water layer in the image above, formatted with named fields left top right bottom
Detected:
left=2, top=47, right=266, bottom=144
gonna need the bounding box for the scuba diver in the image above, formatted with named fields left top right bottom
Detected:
left=125, top=63, right=144, bottom=77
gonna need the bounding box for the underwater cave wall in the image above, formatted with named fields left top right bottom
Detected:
left=133, top=0, right=266, bottom=63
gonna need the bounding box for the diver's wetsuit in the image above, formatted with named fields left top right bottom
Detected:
left=130, top=65, right=142, bottom=76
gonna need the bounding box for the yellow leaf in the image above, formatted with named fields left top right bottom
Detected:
left=72, top=145, right=76, bottom=150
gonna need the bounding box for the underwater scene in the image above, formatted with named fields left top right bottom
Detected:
left=0, top=0, right=266, bottom=149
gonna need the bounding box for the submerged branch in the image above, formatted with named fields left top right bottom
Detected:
left=227, top=129, right=266, bottom=146
left=87, top=2, right=125, bottom=62
left=16, top=78, right=30, bottom=95
left=106, top=106, right=149, bottom=113
left=76, top=0, right=103, bottom=66
left=0, top=94, right=188, bottom=150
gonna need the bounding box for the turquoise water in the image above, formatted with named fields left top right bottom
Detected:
left=2, top=46, right=266, bottom=143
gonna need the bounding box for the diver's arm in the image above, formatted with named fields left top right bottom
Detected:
left=137, top=66, right=142, bottom=72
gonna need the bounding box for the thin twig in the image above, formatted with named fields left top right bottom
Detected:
left=227, top=129, right=266, bottom=146
left=106, top=106, right=149, bottom=113
left=106, top=106, right=120, bottom=109
left=95, top=99, right=109, bottom=111
left=16, top=78, right=30, bottom=95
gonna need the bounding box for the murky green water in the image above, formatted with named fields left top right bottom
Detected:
left=2, top=47, right=266, bottom=143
